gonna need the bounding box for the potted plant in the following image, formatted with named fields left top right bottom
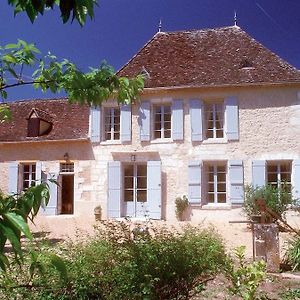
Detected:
left=175, top=195, right=189, bottom=221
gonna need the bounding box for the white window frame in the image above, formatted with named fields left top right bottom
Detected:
left=103, top=107, right=120, bottom=141
left=267, top=161, right=292, bottom=192
left=152, top=104, right=172, bottom=140
left=22, top=163, right=36, bottom=190
left=205, top=162, right=227, bottom=204
left=204, top=102, right=224, bottom=139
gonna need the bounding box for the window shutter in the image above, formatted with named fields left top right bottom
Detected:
left=252, top=160, right=266, bottom=187
left=35, top=161, right=42, bottom=185
left=147, top=161, right=161, bottom=219
left=139, top=101, right=150, bottom=141
left=225, top=96, right=239, bottom=140
left=293, top=160, right=300, bottom=202
left=108, top=161, right=121, bottom=218
left=171, top=100, right=184, bottom=140
left=120, top=104, right=132, bottom=142
left=8, top=162, right=19, bottom=195
left=188, top=161, right=202, bottom=204
left=43, top=173, right=58, bottom=215
left=229, top=160, right=244, bottom=204
left=90, top=106, right=101, bottom=143
left=189, top=99, right=203, bottom=142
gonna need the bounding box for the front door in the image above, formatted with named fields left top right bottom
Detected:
left=123, top=164, right=148, bottom=218
left=61, top=174, right=74, bottom=214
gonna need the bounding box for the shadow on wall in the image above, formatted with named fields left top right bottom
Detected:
left=0, top=141, right=95, bottom=162
left=161, top=171, right=167, bottom=221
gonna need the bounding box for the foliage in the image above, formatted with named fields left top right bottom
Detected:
left=0, top=105, right=12, bottom=123
left=7, top=0, right=98, bottom=26
left=175, top=195, right=189, bottom=221
left=243, top=184, right=295, bottom=220
left=284, top=235, right=300, bottom=271
left=225, top=246, right=266, bottom=300
left=0, top=183, right=50, bottom=271
left=0, top=221, right=227, bottom=299
left=280, top=288, right=300, bottom=300
left=0, top=39, right=144, bottom=105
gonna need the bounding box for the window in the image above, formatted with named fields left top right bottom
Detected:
left=204, top=102, right=224, bottom=139
left=22, top=163, right=36, bottom=190
left=104, top=107, right=120, bottom=141
left=27, top=109, right=52, bottom=137
left=153, top=104, right=171, bottom=139
left=267, top=161, right=292, bottom=193
left=60, top=163, right=74, bottom=173
left=205, top=162, right=227, bottom=203
left=124, top=164, right=147, bottom=203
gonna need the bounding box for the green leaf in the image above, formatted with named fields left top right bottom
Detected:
left=0, top=222, right=22, bottom=256
left=4, top=212, right=32, bottom=240
left=49, top=254, right=68, bottom=281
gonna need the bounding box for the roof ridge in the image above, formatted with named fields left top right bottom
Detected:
left=6, top=97, right=69, bottom=104
left=162, top=25, right=241, bottom=34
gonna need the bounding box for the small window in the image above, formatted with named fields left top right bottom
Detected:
left=104, top=107, right=120, bottom=141
left=60, top=163, right=74, bottom=173
left=267, top=161, right=292, bottom=193
left=204, top=162, right=227, bottom=204
left=27, top=109, right=52, bottom=137
left=204, top=102, right=224, bottom=139
left=153, top=104, right=171, bottom=139
left=22, top=163, right=36, bottom=190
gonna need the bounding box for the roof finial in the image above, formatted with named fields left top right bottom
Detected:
left=234, top=10, right=238, bottom=26
left=158, top=18, right=162, bottom=32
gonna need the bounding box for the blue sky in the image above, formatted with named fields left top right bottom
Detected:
left=1, top=0, right=300, bottom=101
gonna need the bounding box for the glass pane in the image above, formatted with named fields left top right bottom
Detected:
left=137, top=177, right=147, bottom=189
left=124, top=190, right=134, bottom=202
left=154, top=131, right=161, bottom=139
left=218, top=165, right=226, bottom=172
left=23, top=165, right=29, bottom=173
left=137, top=165, right=147, bottom=176
left=218, top=193, right=226, bottom=203
left=217, top=183, right=226, bottom=192
left=164, top=121, right=171, bottom=130
left=137, top=190, right=147, bottom=202
left=105, top=132, right=111, bottom=140
left=206, top=129, right=213, bottom=138
left=155, top=106, right=162, bottom=114
left=154, top=122, right=162, bottom=131
left=208, top=183, right=214, bottom=192
left=267, top=173, right=277, bottom=183
left=114, top=132, right=120, bottom=140
left=124, top=177, right=133, bottom=189
left=267, top=165, right=277, bottom=173
left=164, top=129, right=171, bottom=138
left=207, top=193, right=214, bottom=203
left=124, top=165, right=133, bottom=177
left=281, top=163, right=291, bottom=173
left=281, top=172, right=291, bottom=182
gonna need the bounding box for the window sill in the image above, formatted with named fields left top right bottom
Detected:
left=150, top=138, right=173, bottom=144
left=100, top=140, right=123, bottom=145
left=201, top=203, right=231, bottom=210
left=202, top=138, right=228, bottom=144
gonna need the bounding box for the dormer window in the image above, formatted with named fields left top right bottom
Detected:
left=27, top=108, right=53, bottom=137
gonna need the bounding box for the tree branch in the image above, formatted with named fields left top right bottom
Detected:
left=0, top=80, right=53, bottom=90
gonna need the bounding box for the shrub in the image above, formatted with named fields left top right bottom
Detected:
left=175, top=195, right=189, bottom=221
left=284, top=235, right=300, bottom=271
left=225, top=246, right=266, bottom=300
left=243, top=184, right=295, bottom=220
left=0, top=221, right=227, bottom=300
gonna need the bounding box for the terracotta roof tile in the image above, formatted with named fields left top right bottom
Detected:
left=0, top=98, right=89, bottom=142
left=118, top=26, right=300, bottom=88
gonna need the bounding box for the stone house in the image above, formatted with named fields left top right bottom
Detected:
left=0, top=25, right=300, bottom=221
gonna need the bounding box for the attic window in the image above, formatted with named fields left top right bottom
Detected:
left=240, top=59, right=254, bottom=69
left=27, top=109, right=53, bottom=137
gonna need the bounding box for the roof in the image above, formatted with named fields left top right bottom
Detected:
left=0, top=99, right=89, bottom=142
left=118, top=26, right=300, bottom=88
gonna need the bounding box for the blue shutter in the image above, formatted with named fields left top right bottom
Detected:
left=171, top=100, right=184, bottom=140
left=229, top=160, right=244, bottom=204
left=108, top=161, right=121, bottom=218
left=120, top=104, right=132, bottom=142
left=188, top=161, right=202, bottom=204
left=225, top=96, right=239, bottom=140
left=35, top=161, right=42, bottom=185
left=8, top=162, right=19, bottom=195
left=293, top=160, right=300, bottom=203
left=252, top=160, right=266, bottom=188
left=43, top=172, right=58, bottom=215
left=189, top=99, right=203, bottom=142
left=147, top=161, right=161, bottom=219
left=90, top=106, right=101, bottom=142
left=139, top=101, right=150, bottom=141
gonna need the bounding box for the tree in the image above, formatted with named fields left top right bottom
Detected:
left=8, top=0, right=98, bottom=26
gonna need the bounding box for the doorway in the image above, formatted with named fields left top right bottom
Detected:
left=61, top=174, right=74, bottom=214
left=123, top=164, right=147, bottom=218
